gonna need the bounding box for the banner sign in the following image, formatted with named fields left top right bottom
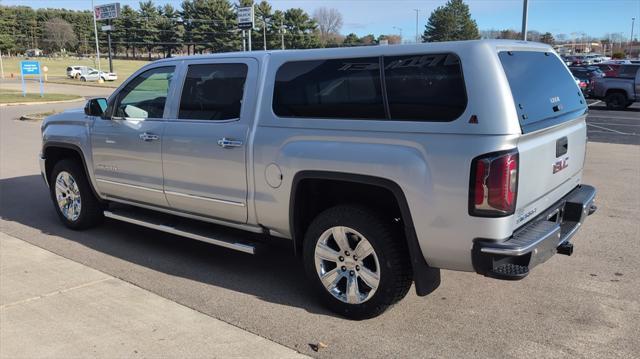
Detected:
left=95, top=3, right=120, bottom=21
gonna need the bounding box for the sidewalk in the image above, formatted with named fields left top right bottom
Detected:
left=0, top=232, right=306, bottom=358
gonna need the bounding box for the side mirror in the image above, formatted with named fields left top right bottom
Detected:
left=84, top=98, right=108, bottom=117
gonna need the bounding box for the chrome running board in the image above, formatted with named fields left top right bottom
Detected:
left=104, top=207, right=256, bottom=255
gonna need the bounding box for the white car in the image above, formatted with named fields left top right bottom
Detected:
left=66, top=66, right=89, bottom=79
left=80, top=70, right=118, bottom=82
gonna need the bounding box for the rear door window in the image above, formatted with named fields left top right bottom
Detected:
left=273, top=57, right=385, bottom=119
left=617, top=65, right=639, bottom=78
left=178, top=63, right=248, bottom=121
left=499, top=51, right=585, bottom=132
left=383, top=54, right=466, bottom=121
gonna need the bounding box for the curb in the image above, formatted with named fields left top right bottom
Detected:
left=46, top=80, right=118, bottom=89
left=0, top=97, right=85, bottom=107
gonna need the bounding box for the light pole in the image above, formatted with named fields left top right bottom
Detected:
left=413, top=9, right=420, bottom=43
left=393, top=26, right=403, bottom=44
left=630, top=17, right=636, bottom=56
left=521, top=0, right=529, bottom=40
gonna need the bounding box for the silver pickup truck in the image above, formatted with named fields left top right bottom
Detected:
left=40, top=40, right=596, bottom=319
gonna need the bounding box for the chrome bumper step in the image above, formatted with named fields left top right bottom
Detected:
left=104, top=206, right=257, bottom=255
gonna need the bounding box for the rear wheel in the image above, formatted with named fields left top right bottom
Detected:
left=74, top=73, right=80, bottom=79
left=303, top=205, right=412, bottom=319
left=49, top=159, right=103, bottom=229
left=605, top=92, right=627, bottom=110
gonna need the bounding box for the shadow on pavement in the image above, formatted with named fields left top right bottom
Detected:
left=0, top=174, right=333, bottom=317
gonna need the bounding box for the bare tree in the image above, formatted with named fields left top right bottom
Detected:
left=43, top=18, right=77, bottom=52
left=313, top=7, right=343, bottom=46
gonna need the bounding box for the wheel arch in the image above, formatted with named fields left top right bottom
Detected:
left=289, top=170, right=440, bottom=296
left=43, top=142, right=101, bottom=200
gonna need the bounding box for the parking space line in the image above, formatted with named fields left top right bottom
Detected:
left=588, top=115, right=640, bottom=121
left=587, top=100, right=602, bottom=107
left=587, top=123, right=635, bottom=135
left=589, top=122, right=640, bottom=128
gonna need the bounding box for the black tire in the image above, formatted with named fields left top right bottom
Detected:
left=303, top=205, right=412, bottom=320
left=49, top=159, right=103, bottom=230
left=605, top=92, right=627, bottom=110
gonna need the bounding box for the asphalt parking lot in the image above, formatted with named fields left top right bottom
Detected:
left=1, top=91, right=638, bottom=358
left=587, top=100, right=640, bottom=145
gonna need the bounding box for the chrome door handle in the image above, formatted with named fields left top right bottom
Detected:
left=217, top=138, right=243, bottom=148
left=139, top=132, right=159, bottom=141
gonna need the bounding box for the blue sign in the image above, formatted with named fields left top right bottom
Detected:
left=21, top=61, right=41, bottom=75
left=20, top=61, right=44, bottom=98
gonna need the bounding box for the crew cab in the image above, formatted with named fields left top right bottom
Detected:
left=40, top=40, right=596, bottom=319
left=591, top=64, right=640, bottom=109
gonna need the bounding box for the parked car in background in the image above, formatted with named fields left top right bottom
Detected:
left=564, top=56, right=590, bottom=66
left=591, top=64, right=640, bottom=109
left=80, top=70, right=118, bottom=82
left=40, top=40, right=597, bottom=319
left=574, top=76, right=589, bottom=95
left=569, top=66, right=604, bottom=96
left=66, top=66, right=90, bottom=79
left=592, top=63, right=621, bottom=77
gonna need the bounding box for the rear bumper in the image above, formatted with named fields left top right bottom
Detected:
left=472, top=184, right=596, bottom=280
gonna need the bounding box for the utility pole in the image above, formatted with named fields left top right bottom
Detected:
left=242, top=30, right=246, bottom=51
left=91, top=0, right=102, bottom=73
left=413, top=9, right=420, bottom=43
left=0, top=49, right=4, bottom=79
left=521, top=0, right=529, bottom=41
left=262, top=16, right=267, bottom=50
left=630, top=17, right=636, bottom=56
left=107, top=19, right=113, bottom=73
left=280, top=19, right=285, bottom=50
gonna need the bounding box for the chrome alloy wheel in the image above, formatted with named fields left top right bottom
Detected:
left=54, top=171, right=82, bottom=221
left=314, top=226, right=380, bottom=304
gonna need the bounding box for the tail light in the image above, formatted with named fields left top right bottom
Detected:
left=469, top=149, right=519, bottom=217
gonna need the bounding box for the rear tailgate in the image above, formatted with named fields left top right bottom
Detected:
left=499, top=50, right=588, bottom=228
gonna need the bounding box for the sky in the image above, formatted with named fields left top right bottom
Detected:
left=3, top=0, right=640, bottom=41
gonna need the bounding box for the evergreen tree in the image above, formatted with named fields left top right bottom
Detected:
left=139, top=0, right=160, bottom=60
left=157, top=4, right=183, bottom=57
left=540, top=32, right=555, bottom=45
left=422, top=0, right=479, bottom=42
left=283, top=8, right=319, bottom=49
left=343, top=33, right=360, bottom=46
left=113, top=5, right=140, bottom=58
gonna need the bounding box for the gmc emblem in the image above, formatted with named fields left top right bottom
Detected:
left=553, top=157, right=569, bottom=174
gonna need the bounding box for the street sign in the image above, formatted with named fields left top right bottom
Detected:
left=101, top=25, right=113, bottom=31
left=237, top=6, right=254, bottom=30
left=94, top=3, right=120, bottom=21
left=21, top=61, right=40, bottom=75
left=20, top=61, right=44, bottom=98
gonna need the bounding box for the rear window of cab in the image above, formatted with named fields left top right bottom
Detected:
left=273, top=53, right=467, bottom=122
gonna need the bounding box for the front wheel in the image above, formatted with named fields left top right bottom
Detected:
left=80, top=77, right=86, bottom=82
left=303, top=205, right=412, bottom=319
left=49, top=159, right=103, bottom=229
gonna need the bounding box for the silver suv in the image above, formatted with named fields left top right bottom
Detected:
left=40, top=40, right=597, bottom=319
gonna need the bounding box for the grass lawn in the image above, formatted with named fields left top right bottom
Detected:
left=0, top=90, right=82, bottom=104
left=1, top=57, right=149, bottom=88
